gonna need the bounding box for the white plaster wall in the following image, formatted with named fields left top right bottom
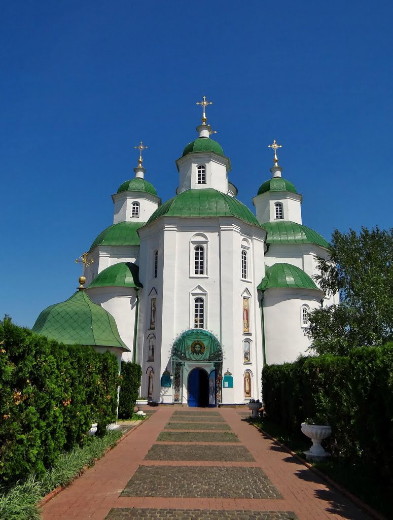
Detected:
left=263, top=288, right=323, bottom=364
left=86, top=286, right=137, bottom=360
left=84, top=246, right=140, bottom=284
left=139, top=216, right=266, bottom=405
left=112, top=193, right=159, bottom=224
left=176, top=153, right=229, bottom=194
left=253, top=192, right=302, bottom=224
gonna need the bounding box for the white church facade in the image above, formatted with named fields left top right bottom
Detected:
left=33, top=98, right=337, bottom=407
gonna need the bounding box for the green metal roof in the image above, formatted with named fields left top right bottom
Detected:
left=147, top=189, right=260, bottom=226
left=257, top=177, right=297, bottom=195
left=88, top=262, right=142, bottom=289
left=117, top=177, right=157, bottom=196
left=171, top=329, right=222, bottom=361
left=258, top=263, right=320, bottom=291
left=32, top=290, right=127, bottom=349
left=261, top=221, right=329, bottom=248
left=182, top=137, right=226, bottom=158
left=89, top=221, right=145, bottom=250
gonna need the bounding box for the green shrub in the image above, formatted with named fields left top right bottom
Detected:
left=262, top=343, right=393, bottom=481
left=118, top=362, right=142, bottom=419
left=0, top=317, right=119, bottom=485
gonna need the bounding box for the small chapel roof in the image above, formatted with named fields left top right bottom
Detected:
left=32, top=289, right=128, bottom=349
left=88, top=262, right=142, bottom=289
left=257, top=177, right=298, bottom=195
left=182, top=137, right=226, bottom=158
left=117, top=177, right=158, bottom=196
left=146, top=188, right=260, bottom=227
left=261, top=221, right=329, bottom=248
left=89, top=221, right=145, bottom=250
left=258, top=263, right=321, bottom=291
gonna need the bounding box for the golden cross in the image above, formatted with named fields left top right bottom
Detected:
left=134, top=141, right=148, bottom=165
left=268, top=139, right=282, bottom=164
left=75, top=252, right=94, bottom=269
left=196, top=95, right=213, bottom=123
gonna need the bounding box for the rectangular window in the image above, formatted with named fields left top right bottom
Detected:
left=194, top=297, right=204, bottom=328
left=241, top=250, right=247, bottom=279
left=154, top=250, right=158, bottom=278
left=194, top=245, right=204, bottom=275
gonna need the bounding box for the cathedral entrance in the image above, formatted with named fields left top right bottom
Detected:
left=188, top=368, right=209, bottom=407
left=170, top=329, right=223, bottom=406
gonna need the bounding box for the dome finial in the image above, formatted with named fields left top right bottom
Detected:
left=268, top=139, right=283, bottom=178
left=75, top=252, right=93, bottom=290
left=134, top=141, right=148, bottom=168
left=196, top=95, right=213, bottom=125
left=133, top=141, right=148, bottom=178
left=268, top=139, right=283, bottom=166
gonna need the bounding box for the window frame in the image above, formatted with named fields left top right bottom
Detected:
left=131, top=201, right=140, bottom=218
left=194, top=296, right=205, bottom=329
left=197, top=164, right=206, bottom=184
left=274, top=202, right=284, bottom=220
left=301, top=304, right=310, bottom=327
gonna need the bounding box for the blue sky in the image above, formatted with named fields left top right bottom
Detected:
left=1, top=0, right=392, bottom=328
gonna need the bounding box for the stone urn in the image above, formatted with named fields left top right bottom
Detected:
left=248, top=400, right=262, bottom=419
left=301, top=422, right=331, bottom=460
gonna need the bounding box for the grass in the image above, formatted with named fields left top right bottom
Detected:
left=0, top=429, right=123, bottom=520
left=250, top=418, right=392, bottom=519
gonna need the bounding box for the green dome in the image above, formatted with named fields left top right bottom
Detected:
left=89, top=222, right=145, bottom=250
left=117, top=177, right=157, bottom=196
left=182, top=137, right=225, bottom=158
left=261, top=221, right=329, bottom=248
left=88, top=262, right=142, bottom=289
left=257, top=177, right=297, bottom=195
left=32, top=290, right=127, bottom=349
left=146, top=189, right=260, bottom=227
left=258, top=263, right=320, bottom=291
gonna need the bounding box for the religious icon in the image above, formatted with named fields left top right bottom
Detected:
left=147, top=336, right=155, bottom=361
left=243, top=297, right=249, bottom=333
left=150, top=298, right=156, bottom=330
left=244, top=371, right=251, bottom=398
left=147, top=368, right=154, bottom=399
left=243, top=341, right=251, bottom=363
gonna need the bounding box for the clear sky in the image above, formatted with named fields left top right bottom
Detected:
left=1, top=0, right=392, bottom=328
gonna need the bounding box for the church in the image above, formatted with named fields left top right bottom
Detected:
left=33, top=97, right=337, bottom=407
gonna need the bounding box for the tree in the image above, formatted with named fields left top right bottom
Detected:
left=308, top=227, right=393, bottom=355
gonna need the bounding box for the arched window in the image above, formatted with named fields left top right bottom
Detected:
left=153, top=250, right=158, bottom=278
left=132, top=201, right=140, bottom=217
left=197, top=165, right=206, bottom=184
left=194, top=245, right=205, bottom=275
left=194, top=297, right=205, bottom=328
left=301, top=304, right=310, bottom=327
left=241, top=249, right=248, bottom=279
left=274, top=202, right=283, bottom=220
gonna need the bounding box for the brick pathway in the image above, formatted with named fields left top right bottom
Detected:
left=40, top=406, right=374, bottom=520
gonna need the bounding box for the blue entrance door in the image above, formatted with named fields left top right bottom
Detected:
left=188, top=368, right=209, bottom=407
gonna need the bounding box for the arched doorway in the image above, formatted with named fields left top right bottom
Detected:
left=188, top=368, right=209, bottom=407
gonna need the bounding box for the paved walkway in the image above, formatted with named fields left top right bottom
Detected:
left=41, top=406, right=374, bottom=520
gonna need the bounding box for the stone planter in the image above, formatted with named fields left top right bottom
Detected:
left=301, top=423, right=331, bottom=460
left=136, top=398, right=148, bottom=411
left=248, top=401, right=262, bottom=419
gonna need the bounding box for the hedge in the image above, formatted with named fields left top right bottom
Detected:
left=0, top=317, right=119, bottom=486
left=118, top=362, right=142, bottom=419
left=262, top=343, right=393, bottom=481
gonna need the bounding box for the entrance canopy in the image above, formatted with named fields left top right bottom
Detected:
left=171, top=329, right=222, bottom=362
